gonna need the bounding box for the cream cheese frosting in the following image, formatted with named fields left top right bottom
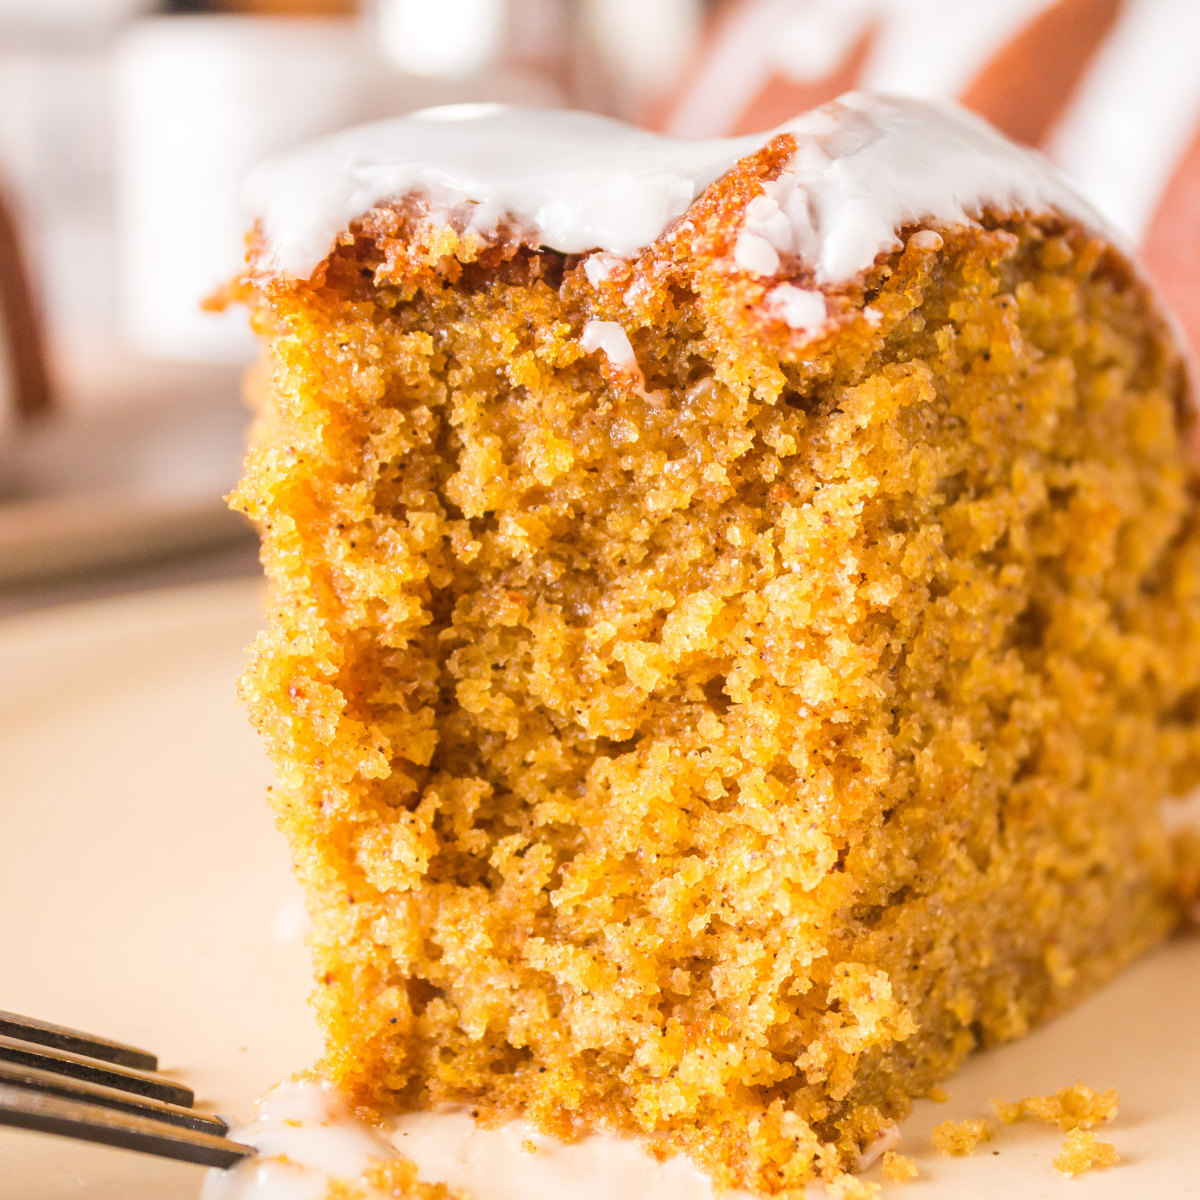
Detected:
left=244, top=92, right=1107, bottom=284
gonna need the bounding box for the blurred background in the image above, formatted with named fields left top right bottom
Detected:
left=0, top=0, right=1195, bottom=615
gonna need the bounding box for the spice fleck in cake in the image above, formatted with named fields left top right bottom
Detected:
left=232, top=94, right=1200, bottom=1194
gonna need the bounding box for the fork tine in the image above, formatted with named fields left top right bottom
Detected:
left=0, top=1035, right=192, bottom=1107
left=0, top=1012, right=156, bottom=1072
left=0, top=1083, right=255, bottom=1169
left=0, top=1061, right=227, bottom=1136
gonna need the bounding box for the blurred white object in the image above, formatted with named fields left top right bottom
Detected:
left=662, top=0, right=1057, bottom=138
left=114, top=17, right=377, bottom=364
left=0, top=47, right=118, bottom=380
left=769, top=0, right=874, bottom=83
left=583, top=0, right=701, bottom=113
left=580, top=0, right=700, bottom=117
left=378, top=0, right=506, bottom=80
left=0, top=0, right=153, bottom=40
left=1045, top=0, right=1200, bottom=241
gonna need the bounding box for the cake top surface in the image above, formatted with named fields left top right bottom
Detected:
left=244, top=91, right=1105, bottom=284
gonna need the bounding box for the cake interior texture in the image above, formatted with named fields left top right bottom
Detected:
left=234, top=133, right=1200, bottom=1193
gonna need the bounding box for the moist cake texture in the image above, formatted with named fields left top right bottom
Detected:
left=232, top=95, right=1200, bottom=1194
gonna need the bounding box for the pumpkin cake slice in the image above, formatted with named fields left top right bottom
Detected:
left=231, top=93, right=1200, bottom=1194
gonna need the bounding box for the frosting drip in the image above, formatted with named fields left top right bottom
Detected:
left=245, top=93, right=1105, bottom=284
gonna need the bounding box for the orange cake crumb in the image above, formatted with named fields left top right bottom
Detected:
left=881, top=1151, right=919, bottom=1182
left=931, top=1118, right=994, bottom=1156
left=825, top=1174, right=882, bottom=1200
left=353, top=1155, right=462, bottom=1200
left=1052, top=1129, right=1120, bottom=1176
left=993, top=1081, right=1119, bottom=1131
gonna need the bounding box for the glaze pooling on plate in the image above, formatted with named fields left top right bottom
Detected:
left=201, top=1080, right=398, bottom=1200
left=388, top=1109, right=756, bottom=1200
left=245, top=92, right=1105, bottom=283
left=202, top=1079, right=757, bottom=1200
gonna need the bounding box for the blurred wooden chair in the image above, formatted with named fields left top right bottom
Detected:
left=0, top=187, right=52, bottom=424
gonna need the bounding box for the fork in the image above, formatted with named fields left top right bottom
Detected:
left=0, top=1010, right=255, bottom=1168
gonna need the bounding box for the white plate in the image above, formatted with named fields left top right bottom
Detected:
left=0, top=579, right=1197, bottom=1199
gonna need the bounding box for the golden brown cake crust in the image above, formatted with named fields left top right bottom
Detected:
left=233, top=133, right=1200, bottom=1195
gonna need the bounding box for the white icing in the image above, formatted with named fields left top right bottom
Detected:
left=201, top=1080, right=398, bottom=1200
left=391, top=1108, right=762, bottom=1200
left=852, top=1120, right=902, bottom=1172
left=245, top=103, right=757, bottom=277
left=203, top=1160, right=329, bottom=1200
left=581, top=320, right=638, bottom=372
left=734, top=231, right=782, bottom=276
left=583, top=252, right=628, bottom=286
left=655, top=0, right=1200, bottom=262
left=580, top=319, right=662, bottom=404
left=765, top=284, right=826, bottom=331
left=246, top=93, right=1106, bottom=285
left=202, top=1080, right=768, bottom=1200
left=907, top=229, right=944, bottom=251
left=204, top=1080, right=916, bottom=1200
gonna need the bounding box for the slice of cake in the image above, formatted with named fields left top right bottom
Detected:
left=231, top=93, right=1200, bottom=1194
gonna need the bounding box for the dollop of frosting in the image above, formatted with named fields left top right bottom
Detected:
left=245, top=93, right=1105, bottom=285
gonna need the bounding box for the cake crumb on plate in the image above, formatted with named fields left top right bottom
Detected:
left=931, top=1119, right=994, bottom=1156
left=825, top=1173, right=881, bottom=1199
left=993, top=1082, right=1119, bottom=1131
left=1053, top=1129, right=1120, bottom=1176
left=881, top=1151, right=918, bottom=1182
